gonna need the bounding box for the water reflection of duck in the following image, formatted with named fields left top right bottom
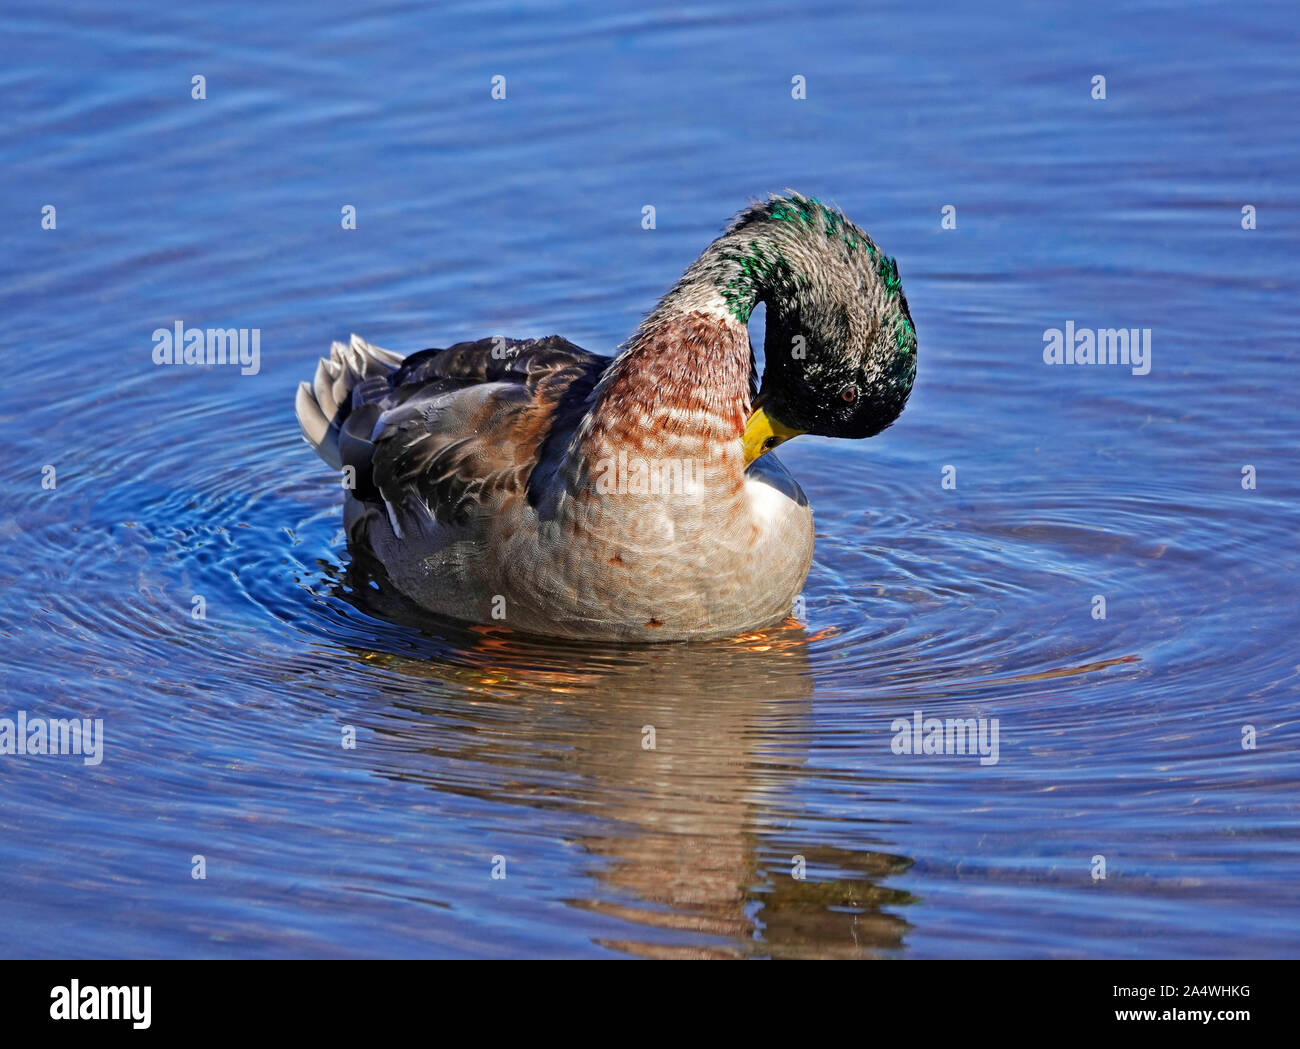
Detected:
left=296, top=194, right=916, bottom=641
left=326, top=591, right=915, bottom=957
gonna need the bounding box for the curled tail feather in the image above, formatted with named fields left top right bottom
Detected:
left=295, top=334, right=403, bottom=470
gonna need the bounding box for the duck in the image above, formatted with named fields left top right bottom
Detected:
left=295, top=192, right=916, bottom=641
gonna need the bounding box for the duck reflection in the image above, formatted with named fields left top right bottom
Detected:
left=330, top=564, right=915, bottom=957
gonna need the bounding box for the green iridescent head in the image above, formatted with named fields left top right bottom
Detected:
left=719, top=193, right=917, bottom=451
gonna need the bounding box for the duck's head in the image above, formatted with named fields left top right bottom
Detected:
left=721, top=194, right=917, bottom=465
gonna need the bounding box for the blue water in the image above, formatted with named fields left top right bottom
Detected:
left=1, top=0, right=1297, bottom=957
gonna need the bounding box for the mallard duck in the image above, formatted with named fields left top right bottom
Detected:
left=296, top=193, right=916, bottom=641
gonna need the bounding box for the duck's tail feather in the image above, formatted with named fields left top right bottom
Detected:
left=295, top=334, right=404, bottom=470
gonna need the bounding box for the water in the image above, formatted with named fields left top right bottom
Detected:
left=1, top=0, right=1297, bottom=958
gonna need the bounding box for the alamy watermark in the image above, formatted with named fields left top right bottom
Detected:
left=891, top=710, right=1000, bottom=766
left=50, top=980, right=150, bottom=1029
left=152, top=321, right=260, bottom=375
left=1043, top=321, right=1151, bottom=376
left=592, top=453, right=702, bottom=500
left=0, top=711, right=103, bottom=766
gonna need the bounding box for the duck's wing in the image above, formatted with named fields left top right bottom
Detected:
left=296, top=334, right=607, bottom=535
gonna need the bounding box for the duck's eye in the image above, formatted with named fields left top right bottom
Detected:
left=840, top=386, right=858, bottom=403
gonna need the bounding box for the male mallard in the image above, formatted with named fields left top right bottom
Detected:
left=296, top=193, right=916, bottom=641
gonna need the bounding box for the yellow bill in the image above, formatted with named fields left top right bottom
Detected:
left=742, top=406, right=806, bottom=465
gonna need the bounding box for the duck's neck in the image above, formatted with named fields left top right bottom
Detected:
left=579, top=225, right=798, bottom=468
left=641, top=221, right=801, bottom=329
left=578, top=306, right=752, bottom=478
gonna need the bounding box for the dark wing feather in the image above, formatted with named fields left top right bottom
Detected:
left=338, top=336, right=607, bottom=531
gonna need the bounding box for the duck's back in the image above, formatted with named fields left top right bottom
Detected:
left=297, top=333, right=605, bottom=560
